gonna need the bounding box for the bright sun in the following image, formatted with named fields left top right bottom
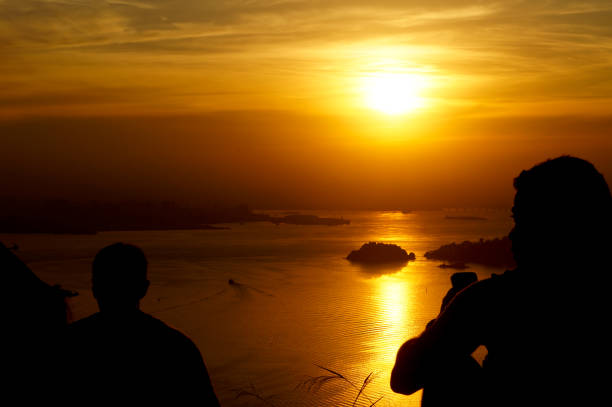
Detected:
left=363, top=73, right=427, bottom=115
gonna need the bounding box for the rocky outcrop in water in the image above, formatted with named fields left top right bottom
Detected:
left=347, top=242, right=415, bottom=264
left=438, top=262, right=469, bottom=270
left=425, top=236, right=515, bottom=268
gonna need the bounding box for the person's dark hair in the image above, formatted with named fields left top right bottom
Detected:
left=513, top=156, right=611, bottom=219
left=511, top=156, right=611, bottom=268
left=92, top=243, right=148, bottom=305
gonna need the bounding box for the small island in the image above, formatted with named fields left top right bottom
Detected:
left=425, top=236, right=515, bottom=268
left=346, top=242, right=416, bottom=264
left=438, top=262, right=469, bottom=270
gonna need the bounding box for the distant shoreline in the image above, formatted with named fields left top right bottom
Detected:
left=0, top=203, right=349, bottom=234
left=444, top=215, right=488, bottom=221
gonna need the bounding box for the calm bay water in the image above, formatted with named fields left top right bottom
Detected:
left=2, top=210, right=513, bottom=406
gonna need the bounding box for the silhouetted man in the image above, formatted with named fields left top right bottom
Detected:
left=65, top=243, right=220, bottom=405
left=391, top=156, right=612, bottom=406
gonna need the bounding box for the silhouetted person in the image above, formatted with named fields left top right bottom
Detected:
left=65, top=243, right=220, bottom=405
left=391, top=156, right=612, bottom=406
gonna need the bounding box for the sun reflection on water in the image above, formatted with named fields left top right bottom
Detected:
left=357, top=272, right=427, bottom=406
left=372, top=275, right=410, bottom=364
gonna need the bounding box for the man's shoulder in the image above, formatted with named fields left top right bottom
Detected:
left=68, top=312, right=191, bottom=342
left=466, top=270, right=516, bottom=294
left=139, top=313, right=200, bottom=348
left=448, top=271, right=515, bottom=310
left=68, top=312, right=103, bottom=332
left=64, top=313, right=107, bottom=347
left=138, top=312, right=183, bottom=335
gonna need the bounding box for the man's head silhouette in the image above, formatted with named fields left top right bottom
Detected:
left=92, top=243, right=150, bottom=313
left=510, top=156, right=611, bottom=271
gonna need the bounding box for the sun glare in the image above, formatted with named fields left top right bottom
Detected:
left=363, top=73, right=427, bottom=115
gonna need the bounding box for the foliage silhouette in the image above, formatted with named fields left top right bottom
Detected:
left=297, top=365, right=384, bottom=406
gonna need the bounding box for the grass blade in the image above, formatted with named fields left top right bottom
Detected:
left=352, top=372, right=373, bottom=407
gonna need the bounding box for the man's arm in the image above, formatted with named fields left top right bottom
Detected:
left=390, top=337, right=429, bottom=394
left=390, top=279, right=492, bottom=395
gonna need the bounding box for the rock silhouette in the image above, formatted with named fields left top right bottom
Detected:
left=425, top=237, right=515, bottom=268
left=347, top=242, right=415, bottom=264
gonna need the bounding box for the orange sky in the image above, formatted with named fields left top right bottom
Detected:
left=1, top=1, right=611, bottom=208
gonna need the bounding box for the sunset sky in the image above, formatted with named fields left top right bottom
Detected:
left=2, top=1, right=612, bottom=208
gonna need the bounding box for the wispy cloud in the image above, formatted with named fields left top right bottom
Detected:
left=1, top=0, right=611, bottom=116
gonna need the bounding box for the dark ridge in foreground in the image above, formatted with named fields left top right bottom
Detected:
left=347, top=242, right=416, bottom=264
left=425, top=236, right=515, bottom=268
left=1, top=240, right=77, bottom=331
